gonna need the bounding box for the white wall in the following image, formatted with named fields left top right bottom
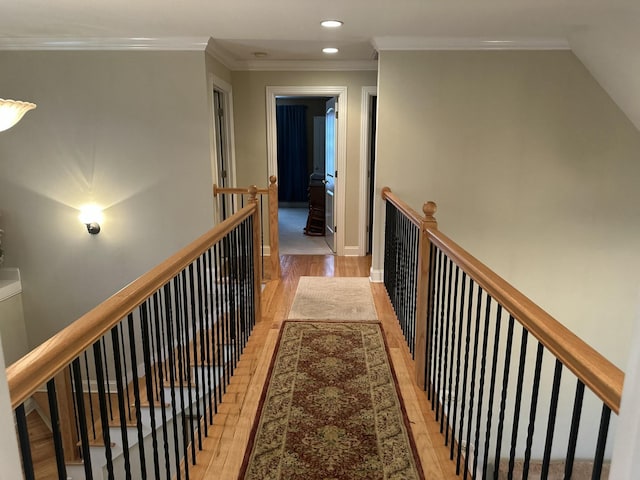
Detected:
left=0, top=336, right=22, bottom=478
left=569, top=12, right=640, bottom=132
left=0, top=50, right=215, bottom=348
left=374, top=49, right=640, bottom=458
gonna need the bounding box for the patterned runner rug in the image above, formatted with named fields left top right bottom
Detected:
left=240, top=321, right=424, bottom=479
left=287, top=277, right=378, bottom=321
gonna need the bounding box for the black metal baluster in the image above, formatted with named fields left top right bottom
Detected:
left=492, top=315, right=515, bottom=479
left=481, top=304, right=504, bottom=479
left=259, top=196, right=265, bottom=280
left=174, top=275, right=191, bottom=480
left=180, top=269, right=197, bottom=469
left=438, top=253, right=452, bottom=426
left=214, top=242, right=225, bottom=404
left=163, top=282, right=182, bottom=480
left=83, top=351, right=97, bottom=440
left=507, top=328, right=529, bottom=479
left=451, top=270, right=466, bottom=461
left=93, top=340, right=115, bottom=480
left=247, top=217, right=256, bottom=334
left=127, top=311, right=147, bottom=478
left=457, top=277, right=474, bottom=475
left=15, top=404, right=35, bottom=480
left=592, top=405, right=612, bottom=480
left=540, top=360, right=563, bottom=479
left=423, top=242, right=435, bottom=394
left=196, top=255, right=210, bottom=436
left=434, top=249, right=446, bottom=416
left=160, top=291, right=169, bottom=385
left=472, top=292, right=492, bottom=478
left=564, top=380, right=585, bottom=479
left=154, top=284, right=172, bottom=478
left=70, top=364, right=81, bottom=455
left=147, top=300, right=160, bottom=402
left=71, top=358, right=94, bottom=479
left=462, top=284, right=482, bottom=479
left=110, top=325, right=132, bottom=479
left=238, top=221, right=248, bottom=352
left=231, top=226, right=240, bottom=368
left=522, top=342, right=545, bottom=480
left=151, top=297, right=161, bottom=392
left=445, top=264, right=460, bottom=443
left=383, top=202, right=394, bottom=298
left=397, top=214, right=404, bottom=335
left=46, top=378, right=68, bottom=480
left=148, top=295, right=168, bottom=479
left=119, top=323, right=132, bottom=421
left=206, top=247, right=219, bottom=416
left=221, top=237, right=231, bottom=389
left=101, top=336, right=114, bottom=422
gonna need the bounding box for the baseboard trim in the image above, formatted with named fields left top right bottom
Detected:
left=370, top=268, right=384, bottom=283
left=343, top=246, right=361, bottom=257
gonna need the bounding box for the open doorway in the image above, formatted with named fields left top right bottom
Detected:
left=266, top=86, right=348, bottom=256
left=209, top=75, right=237, bottom=224
left=275, top=96, right=333, bottom=255
left=359, top=86, right=377, bottom=256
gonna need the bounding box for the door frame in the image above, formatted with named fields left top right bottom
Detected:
left=266, top=86, right=348, bottom=256
left=208, top=74, right=238, bottom=223
left=358, top=86, right=377, bottom=256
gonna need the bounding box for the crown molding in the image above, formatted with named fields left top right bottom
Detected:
left=242, top=60, right=378, bottom=71
left=373, top=36, right=570, bottom=51
left=0, top=37, right=209, bottom=51
left=205, top=42, right=377, bottom=72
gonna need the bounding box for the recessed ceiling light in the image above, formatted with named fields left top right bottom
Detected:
left=322, top=47, right=339, bottom=54
left=321, top=20, right=343, bottom=28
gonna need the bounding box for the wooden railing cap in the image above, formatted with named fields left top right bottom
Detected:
left=269, top=175, right=277, bottom=185
left=248, top=185, right=258, bottom=202
left=423, top=201, right=437, bottom=218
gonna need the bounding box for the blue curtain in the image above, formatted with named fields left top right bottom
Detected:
left=276, top=105, right=308, bottom=202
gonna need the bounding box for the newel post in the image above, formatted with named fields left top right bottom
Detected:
left=268, top=176, right=281, bottom=279
left=248, top=186, right=263, bottom=322
left=414, top=201, right=438, bottom=389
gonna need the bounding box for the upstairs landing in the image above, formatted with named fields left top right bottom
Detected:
left=186, top=255, right=458, bottom=480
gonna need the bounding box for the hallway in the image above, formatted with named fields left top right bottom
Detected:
left=186, top=255, right=459, bottom=479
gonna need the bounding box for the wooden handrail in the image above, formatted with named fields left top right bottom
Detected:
left=213, top=185, right=268, bottom=196
left=7, top=204, right=257, bottom=409
left=381, top=186, right=623, bottom=414
left=213, top=177, right=280, bottom=280
left=426, top=227, right=624, bottom=414
left=381, top=186, right=423, bottom=227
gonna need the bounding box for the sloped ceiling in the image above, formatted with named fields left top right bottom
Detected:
left=0, top=0, right=638, bottom=130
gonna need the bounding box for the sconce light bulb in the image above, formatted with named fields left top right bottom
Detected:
left=79, top=204, right=103, bottom=235
left=86, top=223, right=101, bottom=235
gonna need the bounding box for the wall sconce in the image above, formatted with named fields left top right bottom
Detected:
left=0, top=98, right=36, bottom=132
left=79, top=204, right=103, bottom=235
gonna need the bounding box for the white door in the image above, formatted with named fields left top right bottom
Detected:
left=324, top=98, right=337, bottom=252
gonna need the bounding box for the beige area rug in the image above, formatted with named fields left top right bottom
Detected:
left=287, top=276, right=378, bottom=321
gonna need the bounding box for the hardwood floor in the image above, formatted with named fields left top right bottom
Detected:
left=187, top=255, right=459, bottom=480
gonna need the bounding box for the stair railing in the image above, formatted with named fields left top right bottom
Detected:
left=7, top=190, right=263, bottom=480
left=382, top=186, right=624, bottom=479
left=213, top=175, right=280, bottom=280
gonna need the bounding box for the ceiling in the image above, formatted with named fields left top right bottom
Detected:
left=1, top=0, right=639, bottom=128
